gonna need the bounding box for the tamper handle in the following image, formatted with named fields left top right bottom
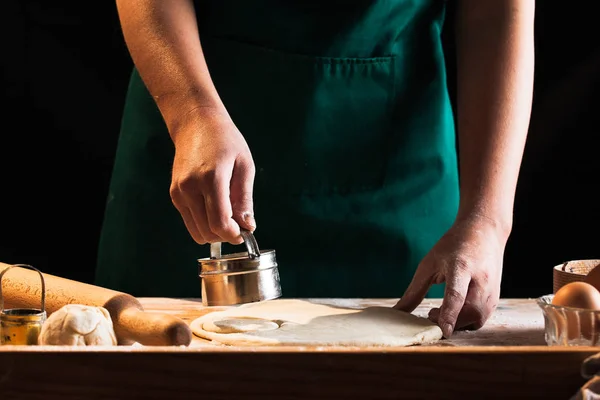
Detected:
left=240, top=230, right=260, bottom=259
left=210, top=229, right=260, bottom=260
left=210, top=243, right=222, bottom=259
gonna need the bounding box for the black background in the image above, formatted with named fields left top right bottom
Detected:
left=1, top=2, right=598, bottom=298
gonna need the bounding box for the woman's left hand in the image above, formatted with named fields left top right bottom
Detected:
left=394, top=214, right=508, bottom=338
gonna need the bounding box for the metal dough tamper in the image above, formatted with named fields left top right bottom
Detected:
left=197, top=230, right=281, bottom=306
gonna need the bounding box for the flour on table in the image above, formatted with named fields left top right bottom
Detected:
left=190, top=299, right=443, bottom=347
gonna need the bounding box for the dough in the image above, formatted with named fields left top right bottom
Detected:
left=204, top=318, right=280, bottom=333
left=190, top=299, right=442, bottom=347
left=39, top=304, right=118, bottom=346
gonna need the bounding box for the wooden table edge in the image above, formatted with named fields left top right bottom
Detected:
left=0, top=345, right=599, bottom=353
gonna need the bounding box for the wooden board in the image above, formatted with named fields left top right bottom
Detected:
left=0, top=298, right=597, bottom=399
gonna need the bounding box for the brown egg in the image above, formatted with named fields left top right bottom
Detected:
left=552, top=282, right=600, bottom=341
left=584, top=263, right=600, bottom=292
left=553, top=282, right=600, bottom=309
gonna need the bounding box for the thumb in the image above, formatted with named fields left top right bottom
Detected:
left=230, top=156, right=256, bottom=231
left=394, top=261, right=435, bottom=313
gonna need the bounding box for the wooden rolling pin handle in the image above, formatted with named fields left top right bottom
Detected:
left=117, top=308, right=192, bottom=347
left=101, top=294, right=192, bottom=346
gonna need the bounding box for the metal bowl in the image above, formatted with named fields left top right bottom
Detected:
left=537, top=294, right=600, bottom=346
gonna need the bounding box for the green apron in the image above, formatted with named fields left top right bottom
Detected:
left=95, top=0, right=458, bottom=299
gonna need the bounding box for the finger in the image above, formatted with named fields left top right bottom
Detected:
left=452, top=266, right=500, bottom=332
left=203, top=167, right=243, bottom=244
left=452, top=281, right=487, bottom=331
left=429, top=280, right=495, bottom=332
left=437, top=262, right=472, bottom=338
left=430, top=283, right=482, bottom=328
left=230, top=156, right=256, bottom=231
left=429, top=303, right=485, bottom=331
left=170, top=189, right=207, bottom=244
left=179, top=207, right=206, bottom=244
left=459, top=288, right=498, bottom=331
left=393, top=260, right=435, bottom=313
left=186, top=195, right=221, bottom=243
left=428, top=307, right=440, bottom=322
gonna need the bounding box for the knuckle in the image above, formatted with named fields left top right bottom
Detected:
left=453, top=257, right=471, bottom=275
left=169, top=183, right=184, bottom=203
left=445, top=287, right=466, bottom=305
left=177, top=173, right=203, bottom=193
left=235, top=155, right=256, bottom=179
left=476, top=270, right=490, bottom=286
left=200, top=169, right=219, bottom=185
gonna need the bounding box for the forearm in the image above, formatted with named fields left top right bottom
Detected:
left=454, top=0, right=535, bottom=238
left=115, top=0, right=225, bottom=137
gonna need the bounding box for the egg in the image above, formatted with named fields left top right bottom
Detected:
left=552, top=282, right=600, bottom=309
left=584, top=263, right=600, bottom=292
left=552, top=282, right=600, bottom=341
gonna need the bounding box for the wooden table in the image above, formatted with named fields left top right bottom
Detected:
left=0, top=298, right=597, bottom=399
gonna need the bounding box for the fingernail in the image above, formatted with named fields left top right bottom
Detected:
left=243, top=212, right=256, bottom=230
left=442, top=323, right=453, bottom=338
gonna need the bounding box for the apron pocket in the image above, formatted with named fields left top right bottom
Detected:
left=201, top=35, right=396, bottom=196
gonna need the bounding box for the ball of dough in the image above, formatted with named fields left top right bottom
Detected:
left=39, top=304, right=117, bottom=346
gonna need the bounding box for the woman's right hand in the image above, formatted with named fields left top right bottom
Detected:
left=168, top=107, right=256, bottom=245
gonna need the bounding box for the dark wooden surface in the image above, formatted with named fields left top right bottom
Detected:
left=0, top=347, right=596, bottom=399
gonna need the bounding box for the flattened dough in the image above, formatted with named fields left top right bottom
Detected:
left=190, top=299, right=442, bottom=347
left=204, top=318, right=280, bottom=334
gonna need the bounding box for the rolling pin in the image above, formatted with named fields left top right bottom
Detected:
left=0, top=262, right=192, bottom=346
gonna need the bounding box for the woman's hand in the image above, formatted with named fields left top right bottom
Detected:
left=169, top=108, right=256, bottom=245
left=394, top=214, right=507, bottom=338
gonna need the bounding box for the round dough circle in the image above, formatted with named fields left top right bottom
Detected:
left=191, top=299, right=443, bottom=347
left=203, top=317, right=279, bottom=334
